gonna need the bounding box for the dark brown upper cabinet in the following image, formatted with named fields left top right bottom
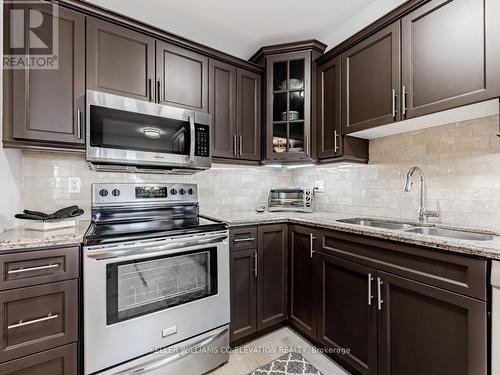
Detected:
left=6, top=3, right=85, bottom=146
left=378, top=271, right=486, bottom=375
left=237, top=69, right=261, bottom=160
left=156, top=41, right=209, bottom=112
left=87, top=17, right=156, bottom=102
left=317, top=56, right=368, bottom=162
left=316, top=252, right=377, bottom=375
left=210, top=59, right=237, bottom=159
left=289, top=225, right=317, bottom=341
left=342, top=22, right=401, bottom=134
left=250, top=41, right=326, bottom=162
left=209, top=59, right=261, bottom=161
left=257, top=225, right=288, bottom=330
left=401, top=0, right=500, bottom=119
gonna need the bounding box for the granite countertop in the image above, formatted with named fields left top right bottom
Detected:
left=0, top=221, right=90, bottom=252
left=201, top=210, right=500, bottom=260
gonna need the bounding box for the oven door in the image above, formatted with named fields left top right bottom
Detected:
left=86, top=90, right=211, bottom=170
left=83, top=231, right=229, bottom=375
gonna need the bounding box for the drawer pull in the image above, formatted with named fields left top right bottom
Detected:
left=8, top=313, right=59, bottom=329
left=8, top=263, right=60, bottom=274
left=233, top=237, right=255, bottom=243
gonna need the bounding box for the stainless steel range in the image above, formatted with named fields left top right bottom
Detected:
left=83, top=183, right=230, bottom=375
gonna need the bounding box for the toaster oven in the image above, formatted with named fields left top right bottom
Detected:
left=268, top=187, right=314, bottom=212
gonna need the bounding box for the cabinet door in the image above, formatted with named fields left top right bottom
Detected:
left=87, top=17, right=155, bottom=102
left=11, top=4, right=85, bottom=144
left=0, top=343, right=77, bottom=375
left=237, top=69, right=261, bottom=160
left=318, top=56, right=342, bottom=158
left=257, top=225, right=288, bottom=330
left=156, top=41, right=208, bottom=112
left=378, top=271, right=487, bottom=375
left=401, top=0, right=500, bottom=119
left=317, top=253, right=377, bottom=375
left=230, top=249, right=257, bottom=343
left=342, top=22, right=400, bottom=134
left=289, top=226, right=317, bottom=340
left=209, top=59, right=237, bottom=158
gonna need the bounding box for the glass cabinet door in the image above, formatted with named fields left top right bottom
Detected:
left=270, top=56, right=308, bottom=158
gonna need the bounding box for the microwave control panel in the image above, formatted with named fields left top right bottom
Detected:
left=195, top=125, right=210, bottom=157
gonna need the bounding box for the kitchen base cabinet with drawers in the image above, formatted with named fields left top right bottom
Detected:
left=0, top=246, right=80, bottom=375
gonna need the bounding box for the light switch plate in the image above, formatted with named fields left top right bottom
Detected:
left=68, top=177, right=81, bottom=193
left=314, top=180, right=325, bottom=193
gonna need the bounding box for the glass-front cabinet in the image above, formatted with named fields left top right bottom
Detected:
left=267, top=52, right=311, bottom=160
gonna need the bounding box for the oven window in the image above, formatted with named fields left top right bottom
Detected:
left=90, top=105, right=190, bottom=155
left=106, top=247, right=217, bottom=325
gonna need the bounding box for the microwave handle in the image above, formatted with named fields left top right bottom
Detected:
left=189, top=115, right=195, bottom=163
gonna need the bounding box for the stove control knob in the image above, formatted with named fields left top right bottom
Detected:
left=188, top=188, right=195, bottom=195
left=170, top=188, right=177, bottom=195
left=112, top=189, right=120, bottom=197
left=179, top=188, right=186, bottom=195
left=99, top=189, right=108, bottom=197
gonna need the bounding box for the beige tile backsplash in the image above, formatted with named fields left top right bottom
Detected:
left=21, top=114, right=500, bottom=230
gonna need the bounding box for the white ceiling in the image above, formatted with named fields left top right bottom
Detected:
left=84, top=0, right=405, bottom=59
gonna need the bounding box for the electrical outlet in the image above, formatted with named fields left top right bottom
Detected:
left=314, top=180, right=325, bottom=193
left=68, top=177, right=81, bottom=193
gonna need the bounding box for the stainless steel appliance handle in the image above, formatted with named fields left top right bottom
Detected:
left=239, top=135, right=243, bottom=156
left=8, top=313, right=58, bottom=329
left=310, top=233, right=316, bottom=258
left=86, top=233, right=228, bottom=260
left=189, top=115, right=195, bottom=163
left=8, top=263, right=59, bottom=274
left=402, top=85, right=407, bottom=117
left=368, top=273, right=374, bottom=306
left=233, top=237, right=255, bottom=243
left=114, top=326, right=229, bottom=375
left=377, top=277, right=384, bottom=310
left=392, top=89, right=397, bottom=119
left=253, top=251, right=258, bottom=277
left=77, top=110, right=82, bottom=139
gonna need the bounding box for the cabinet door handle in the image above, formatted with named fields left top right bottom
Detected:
left=253, top=252, right=258, bottom=277
left=8, top=263, right=60, bottom=274
left=8, top=313, right=58, bottom=329
left=402, top=85, right=407, bottom=118
left=76, top=110, right=82, bottom=139
left=305, top=133, right=310, bottom=156
left=310, top=233, right=316, bottom=258
left=334, top=130, right=340, bottom=153
left=234, top=237, right=255, bottom=243
left=391, top=89, right=397, bottom=119
left=377, top=277, right=384, bottom=310
left=367, top=273, right=374, bottom=306
left=148, top=77, right=153, bottom=101
left=233, top=134, right=237, bottom=157
left=157, top=81, right=161, bottom=103
left=239, top=135, right=243, bottom=156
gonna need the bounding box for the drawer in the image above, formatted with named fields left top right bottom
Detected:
left=230, top=227, right=258, bottom=251
left=0, top=280, right=78, bottom=363
left=0, top=343, right=77, bottom=374
left=0, top=247, right=79, bottom=291
left=320, top=230, right=487, bottom=300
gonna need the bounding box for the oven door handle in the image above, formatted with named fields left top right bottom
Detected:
left=86, top=233, right=228, bottom=260
left=114, top=326, right=228, bottom=375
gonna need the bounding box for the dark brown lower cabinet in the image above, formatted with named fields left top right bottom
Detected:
left=0, top=343, right=77, bottom=375
left=230, top=225, right=288, bottom=344
left=316, top=252, right=377, bottom=375
left=377, top=271, right=487, bottom=375
left=289, top=226, right=317, bottom=341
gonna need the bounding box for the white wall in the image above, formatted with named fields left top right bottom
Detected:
left=0, top=4, right=24, bottom=232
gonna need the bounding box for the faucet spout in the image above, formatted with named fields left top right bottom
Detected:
left=403, top=167, right=437, bottom=224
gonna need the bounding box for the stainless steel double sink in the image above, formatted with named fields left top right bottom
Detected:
left=336, top=217, right=495, bottom=242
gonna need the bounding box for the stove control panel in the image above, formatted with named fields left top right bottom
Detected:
left=92, top=183, right=198, bottom=206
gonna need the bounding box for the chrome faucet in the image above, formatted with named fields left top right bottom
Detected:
left=403, top=167, right=439, bottom=224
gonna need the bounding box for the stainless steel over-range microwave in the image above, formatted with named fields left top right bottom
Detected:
left=86, top=90, right=212, bottom=174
